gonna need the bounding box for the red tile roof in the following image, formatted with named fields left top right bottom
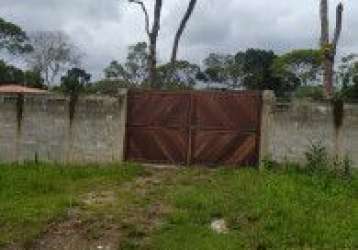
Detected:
left=0, top=84, right=48, bottom=94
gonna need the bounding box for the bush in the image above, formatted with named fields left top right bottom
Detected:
left=304, top=142, right=353, bottom=178
left=304, top=142, right=329, bottom=173
left=294, top=86, right=325, bottom=101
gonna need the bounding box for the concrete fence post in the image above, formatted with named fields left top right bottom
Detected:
left=259, top=90, right=276, bottom=169
left=118, top=88, right=129, bottom=162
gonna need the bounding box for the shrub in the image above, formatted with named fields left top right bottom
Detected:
left=294, top=86, right=325, bottom=101
left=333, top=155, right=353, bottom=179
left=304, top=142, right=353, bottom=178
left=304, top=142, right=329, bottom=173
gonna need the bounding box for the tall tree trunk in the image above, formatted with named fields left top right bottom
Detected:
left=320, top=0, right=331, bottom=97
left=129, top=0, right=162, bottom=89
left=148, top=0, right=162, bottom=89
left=320, top=0, right=343, bottom=98
left=323, top=56, right=334, bottom=97
left=170, top=0, right=198, bottom=66
left=320, top=0, right=329, bottom=47
left=148, top=36, right=158, bottom=88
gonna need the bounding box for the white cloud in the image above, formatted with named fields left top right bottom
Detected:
left=1, top=0, right=357, bottom=79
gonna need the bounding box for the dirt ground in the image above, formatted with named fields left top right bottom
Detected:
left=6, top=167, right=175, bottom=250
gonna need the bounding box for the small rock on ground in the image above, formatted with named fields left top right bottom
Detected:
left=211, top=219, right=228, bottom=234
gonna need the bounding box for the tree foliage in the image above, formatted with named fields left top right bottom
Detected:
left=0, top=60, right=45, bottom=88
left=158, top=60, right=201, bottom=89
left=337, top=54, right=358, bottom=89
left=60, top=68, right=91, bottom=96
left=129, top=0, right=162, bottom=88
left=273, top=49, right=322, bottom=86
left=239, top=49, right=304, bottom=96
left=104, top=42, right=148, bottom=86
left=0, top=17, right=32, bottom=55
left=337, top=55, right=358, bottom=99
left=201, top=49, right=301, bottom=96
left=85, top=79, right=131, bottom=96
left=202, top=53, right=241, bottom=88
left=26, top=31, right=82, bottom=86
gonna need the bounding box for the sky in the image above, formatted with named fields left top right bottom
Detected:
left=0, top=0, right=357, bottom=80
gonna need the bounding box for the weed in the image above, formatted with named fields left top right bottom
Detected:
left=0, top=163, right=356, bottom=249
left=0, top=162, right=144, bottom=246
left=333, top=155, right=353, bottom=179
left=304, top=142, right=329, bottom=173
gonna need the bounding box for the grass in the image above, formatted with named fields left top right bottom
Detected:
left=0, top=163, right=356, bottom=249
left=0, top=162, right=144, bottom=247
left=147, top=168, right=357, bottom=249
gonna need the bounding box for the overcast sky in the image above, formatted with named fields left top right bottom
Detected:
left=0, top=0, right=356, bottom=80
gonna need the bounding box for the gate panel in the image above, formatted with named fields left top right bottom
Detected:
left=190, top=91, right=262, bottom=166
left=191, top=131, right=258, bottom=166
left=126, top=127, right=188, bottom=164
left=127, top=91, right=190, bottom=127
left=192, top=91, right=261, bottom=129
left=126, top=90, right=190, bottom=164
left=125, top=90, right=262, bottom=166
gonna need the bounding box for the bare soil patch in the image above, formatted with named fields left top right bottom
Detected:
left=9, top=167, right=175, bottom=250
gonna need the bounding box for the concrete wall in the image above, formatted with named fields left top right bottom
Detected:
left=2, top=90, right=358, bottom=167
left=0, top=92, right=127, bottom=164
left=264, top=97, right=358, bottom=167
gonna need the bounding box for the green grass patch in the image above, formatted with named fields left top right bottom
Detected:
left=0, top=163, right=356, bottom=249
left=0, top=162, right=144, bottom=247
left=148, top=168, right=357, bottom=249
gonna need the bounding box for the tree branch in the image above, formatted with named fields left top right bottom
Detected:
left=151, top=0, right=162, bottom=40
left=320, top=0, right=329, bottom=46
left=332, top=2, right=343, bottom=55
left=129, top=0, right=150, bottom=37
left=170, top=0, right=197, bottom=65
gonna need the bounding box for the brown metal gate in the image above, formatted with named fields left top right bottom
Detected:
left=125, top=90, right=262, bottom=166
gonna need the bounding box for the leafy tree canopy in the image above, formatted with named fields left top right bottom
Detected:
left=339, top=57, right=358, bottom=99
left=158, top=60, right=201, bottom=90
left=237, top=49, right=299, bottom=96
left=104, top=42, right=148, bottom=86
left=337, top=54, right=358, bottom=90
left=60, top=68, right=91, bottom=96
left=0, top=60, right=45, bottom=88
left=0, top=17, right=32, bottom=55
left=273, top=49, right=322, bottom=86
left=26, top=31, right=82, bottom=87
left=85, top=80, right=132, bottom=96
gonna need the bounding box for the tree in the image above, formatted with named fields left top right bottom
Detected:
left=26, top=31, right=82, bottom=87
left=23, top=70, right=45, bottom=89
left=85, top=80, right=131, bottom=96
left=340, top=63, right=358, bottom=99
left=170, top=0, right=198, bottom=66
left=320, top=0, right=344, bottom=98
left=240, top=49, right=299, bottom=96
left=0, top=60, right=24, bottom=84
left=240, top=49, right=277, bottom=90
left=129, top=0, right=162, bottom=88
left=60, top=67, right=91, bottom=96
left=0, top=60, right=45, bottom=88
left=0, top=17, right=32, bottom=55
left=201, top=49, right=300, bottom=95
left=60, top=68, right=91, bottom=123
left=273, top=49, right=322, bottom=86
left=104, top=42, right=148, bottom=86
left=124, top=42, right=148, bottom=84
left=202, top=53, right=242, bottom=88
left=203, top=53, right=229, bottom=83
left=337, top=54, right=358, bottom=90
left=158, top=60, right=201, bottom=89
